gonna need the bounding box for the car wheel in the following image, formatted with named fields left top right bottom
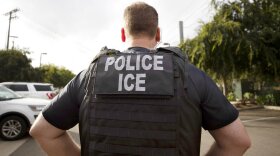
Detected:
left=0, top=116, right=28, bottom=140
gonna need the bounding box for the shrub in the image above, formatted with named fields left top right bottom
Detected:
left=243, top=92, right=254, bottom=101
left=227, top=92, right=236, bottom=101
left=256, top=95, right=266, bottom=105
left=256, top=92, right=280, bottom=106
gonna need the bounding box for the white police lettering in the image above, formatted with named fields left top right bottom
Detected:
left=126, top=55, right=135, bottom=70
left=105, top=54, right=164, bottom=91
left=142, top=55, right=152, bottom=70
left=105, top=57, right=115, bottom=71
left=136, top=55, right=141, bottom=70
left=115, top=56, right=125, bottom=70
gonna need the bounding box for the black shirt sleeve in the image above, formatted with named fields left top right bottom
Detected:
left=42, top=70, right=87, bottom=130
left=188, top=64, right=239, bottom=130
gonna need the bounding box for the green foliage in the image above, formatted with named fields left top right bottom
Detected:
left=256, top=91, right=280, bottom=106
left=0, top=49, right=75, bottom=88
left=227, top=92, right=236, bottom=101
left=180, top=0, right=280, bottom=94
left=256, top=95, right=266, bottom=105
left=243, top=92, right=254, bottom=101
left=178, top=39, right=192, bottom=55
left=214, top=0, right=280, bottom=81
left=0, top=49, right=34, bottom=82
left=179, top=10, right=247, bottom=95
left=40, top=64, right=75, bottom=88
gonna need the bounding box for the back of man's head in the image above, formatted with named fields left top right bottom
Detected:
left=124, top=2, right=158, bottom=39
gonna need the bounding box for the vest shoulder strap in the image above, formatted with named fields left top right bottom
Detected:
left=157, top=47, right=189, bottom=89
left=157, top=46, right=187, bottom=61
left=91, top=46, right=120, bottom=63
left=84, top=47, right=117, bottom=97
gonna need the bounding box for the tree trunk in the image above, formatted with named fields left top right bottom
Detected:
left=221, top=75, right=228, bottom=96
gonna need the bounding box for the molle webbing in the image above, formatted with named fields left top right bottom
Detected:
left=89, top=97, right=179, bottom=156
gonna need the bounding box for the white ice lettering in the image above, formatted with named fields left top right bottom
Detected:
left=118, top=73, right=146, bottom=91
left=118, top=74, right=123, bottom=91
left=154, top=55, right=163, bottom=70
left=124, top=74, right=134, bottom=91
left=136, top=74, right=146, bottom=91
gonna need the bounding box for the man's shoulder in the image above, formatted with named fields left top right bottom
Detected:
left=186, top=64, right=209, bottom=97
left=64, top=70, right=88, bottom=98
left=188, top=64, right=205, bottom=78
left=72, top=70, right=88, bottom=87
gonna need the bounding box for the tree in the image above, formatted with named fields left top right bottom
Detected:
left=0, top=49, right=75, bottom=88
left=212, top=0, right=280, bottom=81
left=240, top=0, right=280, bottom=81
left=0, top=49, right=34, bottom=82
left=180, top=0, right=280, bottom=95
left=40, top=64, right=75, bottom=88
left=180, top=7, right=249, bottom=95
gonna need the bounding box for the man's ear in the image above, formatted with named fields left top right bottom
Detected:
left=155, top=27, right=161, bottom=42
left=121, top=28, right=126, bottom=42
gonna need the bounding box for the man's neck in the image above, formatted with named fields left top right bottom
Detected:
left=127, top=38, right=157, bottom=49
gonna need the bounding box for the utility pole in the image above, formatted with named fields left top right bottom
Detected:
left=4, top=8, right=20, bottom=50
left=40, top=53, right=47, bottom=68
left=179, top=21, right=184, bottom=44
left=10, top=36, right=18, bottom=49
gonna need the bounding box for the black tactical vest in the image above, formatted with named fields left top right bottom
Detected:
left=79, top=47, right=202, bottom=156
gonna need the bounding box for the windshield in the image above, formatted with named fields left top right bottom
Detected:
left=0, top=85, right=22, bottom=100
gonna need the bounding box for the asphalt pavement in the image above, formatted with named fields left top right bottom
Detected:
left=202, top=108, right=280, bottom=156
left=0, top=108, right=280, bottom=156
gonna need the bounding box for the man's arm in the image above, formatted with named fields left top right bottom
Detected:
left=29, top=113, right=80, bottom=156
left=206, top=118, right=251, bottom=156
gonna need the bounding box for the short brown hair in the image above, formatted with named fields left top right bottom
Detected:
left=124, top=2, right=158, bottom=38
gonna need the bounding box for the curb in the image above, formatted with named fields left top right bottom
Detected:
left=264, top=106, right=280, bottom=111
left=237, top=106, right=264, bottom=111
left=230, top=101, right=264, bottom=111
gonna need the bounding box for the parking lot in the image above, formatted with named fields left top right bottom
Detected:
left=1, top=108, right=280, bottom=156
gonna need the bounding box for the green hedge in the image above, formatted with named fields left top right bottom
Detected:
left=256, top=91, right=280, bottom=106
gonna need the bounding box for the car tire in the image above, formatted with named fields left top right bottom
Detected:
left=0, top=116, right=28, bottom=140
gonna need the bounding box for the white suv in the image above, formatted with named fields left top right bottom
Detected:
left=0, top=82, right=56, bottom=100
left=0, top=85, right=50, bottom=140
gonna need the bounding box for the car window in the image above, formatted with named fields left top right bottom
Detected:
left=7, top=84, right=29, bottom=91
left=0, top=86, right=22, bottom=100
left=34, top=85, right=53, bottom=91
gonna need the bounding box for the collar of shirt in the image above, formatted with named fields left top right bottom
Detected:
left=125, top=47, right=156, bottom=54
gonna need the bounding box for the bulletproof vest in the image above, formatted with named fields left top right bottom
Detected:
left=80, top=47, right=202, bottom=156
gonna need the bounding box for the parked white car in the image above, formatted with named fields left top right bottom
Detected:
left=0, top=85, right=50, bottom=140
left=0, top=82, right=56, bottom=100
